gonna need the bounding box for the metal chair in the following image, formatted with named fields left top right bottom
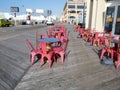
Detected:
left=26, top=39, right=42, bottom=65
left=40, top=42, right=55, bottom=68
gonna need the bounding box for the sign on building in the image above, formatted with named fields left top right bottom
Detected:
left=10, top=7, right=19, bottom=12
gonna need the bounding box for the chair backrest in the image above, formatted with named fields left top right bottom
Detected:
left=26, top=39, right=35, bottom=51
left=67, top=30, right=70, bottom=37
left=41, top=42, right=47, bottom=54
left=46, top=31, right=50, bottom=37
left=40, top=34, right=45, bottom=39
left=63, top=30, right=70, bottom=36
left=104, top=32, right=113, bottom=47
left=63, top=39, right=69, bottom=52
left=113, top=36, right=119, bottom=40
left=41, top=42, right=52, bottom=54
left=78, top=27, right=83, bottom=34
left=104, top=38, right=109, bottom=47
left=38, top=34, right=45, bottom=49
left=93, top=32, right=99, bottom=39
left=57, top=32, right=62, bottom=39
left=60, top=26, right=65, bottom=32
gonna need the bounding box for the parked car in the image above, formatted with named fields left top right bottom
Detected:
left=21, top=21, right=27, bottom=25
left=0, top=18, right=14, bottom=27
left=46, top=21, right=54, bottom=25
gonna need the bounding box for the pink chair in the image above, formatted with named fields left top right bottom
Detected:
left=74, top=25, right=79, bottom=32
left=116, top=48, right=120, bottom=69
left=114, top=36, right=120, bottom=69
left=26, top=39, right=42, bottom=65
left=53, top=39, right=69, bottom=64
left=92, top=32, right=101, bottom=46
left=100, top=36, right=119, bottom=61
left=40, top=42, right=55, bottom=68
left=46, top=30, right=54, bottom=38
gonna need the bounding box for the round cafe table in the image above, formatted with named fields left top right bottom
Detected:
left=38, top=38, right=60, bottom=43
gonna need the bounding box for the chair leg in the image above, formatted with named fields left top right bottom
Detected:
left=98, top=40, right=100, bottom=46
left=59, top=52, right=65, bottom=64
left=40, top=56, right=44, bottom=67
left=54, top=54, right=57, bottom=62
left=48, top=57, right=52, bottom=68
left=30, top=52, right=36, bottom=65
left=93, top=40, right=96, bottom=46
left=116, top=53, right=120, bottom=69
left=100, top=48, right=106, bottom=60
left=110, top=50, right=114, bottom=60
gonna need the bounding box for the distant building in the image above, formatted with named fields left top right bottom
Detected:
left=0, top=12, right=12, bottom=19
left=61, top=0, right=86, bottom=24
left=0, top=8, right=58, bottom=25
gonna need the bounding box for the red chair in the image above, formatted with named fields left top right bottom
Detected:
left=60, top=25, right=65, bottom=31
left=99, top=30, right=110, bottom=45
left=40, top=42, right=55, bottom=68
left=26, top=39, right=42, bottom=65
left=92, top=32, right=101, bottom=46
left=100, top=36, right=119, bottom=61
left=53, top=39, right=69, bottom=64
left=46, top=30, right=54, bottom=38
left=114, top=37, right=120, bottom=69
left=116, top=48, right=120, bottom=69
left=54, top=30, right=70, bottom=45
left=74, top=25, right=79, bottom=32
left=83, top=28, right=91, bottom=41
left=62, top=30, right=70, bottom=42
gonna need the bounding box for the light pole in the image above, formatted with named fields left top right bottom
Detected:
left=83, top=2, right=85, bottom=25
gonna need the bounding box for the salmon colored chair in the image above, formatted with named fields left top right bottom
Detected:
left=92, top=32, right=101, bottom=46
left=26, top=39, right=42, bottom=65
left=53, top=38, right=69, bottom=64
left=100, top=36, right=119, bottom=61
left=40, top=42, right=55, bottom=68
left=116, top=49, right=120, bottom=69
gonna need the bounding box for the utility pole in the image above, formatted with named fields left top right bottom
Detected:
left=83, top=2, right=85, bottom=25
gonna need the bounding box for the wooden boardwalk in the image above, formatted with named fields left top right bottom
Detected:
left=14, top=24, right=120, bottom=90
left=0, top=25, right=45, bottom=90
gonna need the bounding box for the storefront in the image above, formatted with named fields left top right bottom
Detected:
left=104, top=0, right=120, bottom=36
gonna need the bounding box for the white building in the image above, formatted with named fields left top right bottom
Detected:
left=0, top=12, right=12, bottom=19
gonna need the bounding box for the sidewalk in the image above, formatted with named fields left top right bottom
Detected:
left=15, top=24, right=120, bottom=90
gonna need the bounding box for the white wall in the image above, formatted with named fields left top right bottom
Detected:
left=95, top=0, right=106, bottom=32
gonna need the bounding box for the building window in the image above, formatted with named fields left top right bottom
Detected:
left=104, top=6, right=115, bottom=32
left=77, top=5, right=85, bottom=9
left=115, top=6, right=120, bottom=35
left=68, top=5, right=75, bottom=9
left=69, top=16, right=75, bottom=19
left=68, top=10, right=76, bottom=13
left=77, top=11, right=81, bottom=13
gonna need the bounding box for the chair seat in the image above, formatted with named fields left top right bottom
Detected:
left=53, top=46, right=63, bottom=52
